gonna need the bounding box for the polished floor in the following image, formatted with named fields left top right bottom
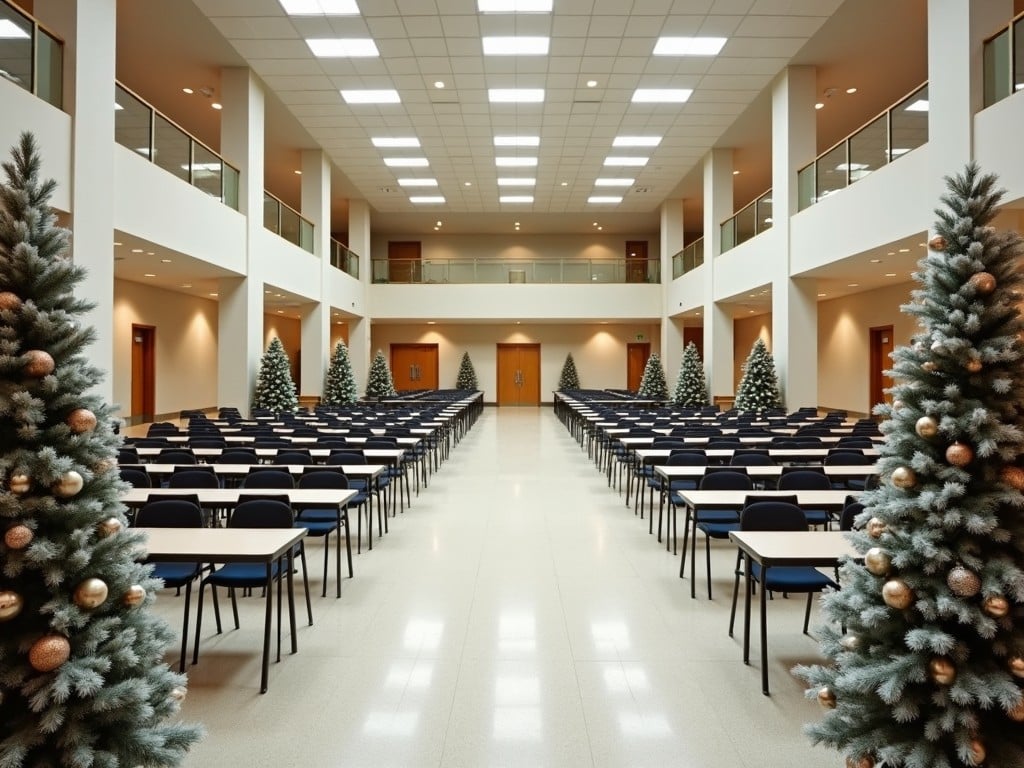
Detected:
left=151, top=407, right=837, bottom=767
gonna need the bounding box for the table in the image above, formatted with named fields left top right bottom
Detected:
left=137, top=526, right=307, bottom=694
left=729, top=530, right=857, bottom=695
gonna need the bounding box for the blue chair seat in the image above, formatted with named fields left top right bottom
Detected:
left=753, top=563, right=837, bottom=592
left=296, top=520, right=338, bottom=537
left=696, top=520, right=739, bottom=538
left=204, top=561, right=283, bottom=587
left=695, top=510, right=740, bottom=525
left=151, top=562, right=203, bottom=585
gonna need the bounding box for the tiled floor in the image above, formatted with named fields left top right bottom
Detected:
left=150, top=407, right=837, bottom=767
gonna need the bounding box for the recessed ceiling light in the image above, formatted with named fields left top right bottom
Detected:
left=372, top=137, right=420, bottom=148
left=494, top=135, right=540, bottom=147
left=266, top=290, right=272, bottom=294
left=836, top=162, right=869, bottom=171
left=904, top=99, right=929, bottom=112
left=161, top=258, right=172, bottom=263
left=613, top=136, right=661, bottom=147
left=848, top=283, right=859, bottom=287
left=594, top=178, right=634, bottom=187
left=560, top=181, right=568, bottom=186
left=597, top=226, right=602, bottom=230
left=604, top=157, right=648, bottom=167
left=817, top=293, right=826, bottom=297
left=483, top=36, right=549, bottom=55
left=427, top=321, right=436, bottom=325
left=113, top=241, right=122, bottom=246
left=397, top=178, right=438, bottom=186
left=748, top=310, right=755, bottom=314
left=463, top=181, right=472, bottom=186
left=885, top=273, right=897, bottom=277
left=632, top=88, right=692, bottom=103
left=0, top=20, right=29, bottom=39
left=889, top=148, right=911, bottom=157
left=586, top=80, right=598, bottom=88
left=409, top=196, right=445, bottom=204
left=478, top=0, right=552, bottom=11
left=497, top=178, right=536, bottom=186
left=294, top=169, right=302, bottom=175
left=592, top=222, right=598, bottom=226
left=870, top=258, right=881, bottom=263
left=846, top=87, right=858, bottom=94
left=434, top=81, right=445, bottom=89
left=182, top=284, right=192, bottom=288
left=887, top=252, right=895, bottom=256
left=131, top=248, right=143, bottom=253
left=341, top=89, right=401, bottom=104
left=733, top=170, right=740, bottom=175
left=588, top=196, right=622, bottom=204
left=277, top=310, right=284, bottom=314
left=182, top=87, right=194, bottom=95
left=211, top=103, right=223, bottom=110
left=653, top=37, right=727, bottom=56
left=488, top=88, right=545, bottom=103
left=307, top=38, right=379, bottom=57
left=898, top=248, right=910, bottom=253
left=209, top=292, right=219, bottom=297
left=384, top=158, right=429, bottom=167
left=495, top=157, right=538, bottom=167
left=143, top=273, right=156, bottom=277
left=279, top=0, right=359, bottom=14
left=436, top=221, right=442, bottom=226
left=814, top=102, right=825, bottom=110
left=499, top=195, right=534, bottom=203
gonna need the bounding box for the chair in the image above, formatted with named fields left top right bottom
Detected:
left=241, top=470, right=295, bottom=490
left=188, top=437, right=227, bottom=449
left=681, top=470, right=753, bottom=599
left=135, top=498, right=216, bottom=672
left=117, top=447, right=140, bottom=465
left=839, top=500, right=866, bottom=532
left=728, top=500, right=838, bottom=639
left=777, top=470, right=833, bottom=528
left=272, top=450, right=314, bottom=466
left=824, top=450, right=875, bottom=490
left=167, top=470, right=222, bottom=524
left=295, top=470, right=354, bottom=596
left=367, top=436, right=409, bottom=513
left=157, top=448, right=197, bottom=465
left=119, top=467, right=151, bottom=488
left=329, top=451, right=383, bottom=548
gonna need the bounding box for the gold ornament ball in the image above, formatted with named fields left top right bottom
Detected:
left=73, top=578, right=108, bottom=610
left=965, top=358, right=983, bottom=373
left=867, top=517, right=888, bottom=538
left=947, top=565, right=981, bottom=597
left=23, top=349, right=55, bottom=377
left=946, top=442, right=974, bottom=467
left=1008, top=699, right=1024, bottom=722
left=52, top=470, right=83, bottom=498
left=921, top=361, right=938, bottom=373
left=66, top=408, right=97, bottom=433
left=122, top=584, right=146, bottom=607
left=882, top=579, right=915, bottom=610
left=170, top=686, right=187, bottom=703
left=969, top=271, right=997, bottom=295
left=817, top=686, right=837, bottom=709
left=891, top=466, right=917, bottom=489
left=928, top=656, right=957, bottom=685
left=4, top=524, right=33, bottom=550
left=864, top=547, right=892, bottom=576
left=1009, top=656, right=1024, bottom=678
left=8, top=472, right=31, bottom=495
left=97, top=517, right=123, bottom=537
left=29, top=634, right=71, bottom=672
left=0, top=291, right=22, bottom=311
left=982, top=595, right=1010, bottom=618
left=928, top=235, right=948, bottom=251
left=891, top=399, right=904, bottom=412
left=839, top=634, right=862, bottom=652
left=93, top=457, right=116, bottom=475
left=0, top=589, right=24, bottom=621
left=915, top=416, right=938, bottom=439
left=1000, top=466, right=1024, bottom=491
left=845, top=756, right=875, bottom=768
left=969, top=739, right=986, bottom=765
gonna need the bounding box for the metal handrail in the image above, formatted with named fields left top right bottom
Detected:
left=720, top=188, right=771, bottom=228
left=672, top=238, right=704, bottom=278
left=1, top=0, right=64, bottom=107
left=330, top=238, right=360, bottom=279
left=982, top=12, right=1023, bottom=107
left=370, top=256, right=661, bottom=284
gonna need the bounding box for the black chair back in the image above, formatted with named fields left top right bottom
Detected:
left=216, top=450, right=260, bottom=465
left=168, top=470, right=220, bottom=489
left=699, top=470, right=753, bottom=491
left=839, top=501, right=866, bottom=531
left=230, top=499, right=294, bottom=528
left=298, top=471, right=349, bottom=490
left=157, top=449, right=197, bottom=465
left=328, top=451, right=366, bottom=465
left=120, top=467, right=151, bottom=488
left=740, top=501, right=807, bottom=531
left=778, top=470, right=831, bottom=491
left=273, top=451, right=314, bottom=465
left=136, top=499, right=203, bottom=528
left=241, top=470, right=295, bottom=489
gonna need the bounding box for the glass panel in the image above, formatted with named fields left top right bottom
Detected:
left=0, top=4, right=32, bottom=94
left=263, top=193, right=280, bottom=234
left=191, top=142, right=223, bottom=200
left=347, top=251, right=359, bottom=279
left=816, top=142, right=848, bottom=201
left=797, top=164, right=815, bottom=210
left=279, top=204, right=301, bottom=246
left=984, top=28, right=1011, bottom=107
left=299, top=218, right=314, bottom=253
left=222, top=164, right=240, bottom=210
left=720, top=218, right=735, bottom=254
left=152, top=113, right=190, bottom=183
left=890, top=85, right=929, bottom=160
left=847, top=113, right=887, bottom=183
left=114, top=84, right=151, bottom=158
left=692, top=239, right=703, bottom=270
left=35, top=28, right=62, bottom=108
left=672, top=251, right=683, bottom=279
left=756, top=192, right=773, bottom=233
left=1015, top=18, right=1024, bottom=95
left=734, top=203, right=755, bottom=245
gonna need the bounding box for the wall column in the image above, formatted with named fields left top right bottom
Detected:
left=660, top=198, right=685, bottom=387
left=300, top=149, right=331, bottom=400
left=703, top=149, right=734, bottom=401
left=348, top=199, right=372, bottom=386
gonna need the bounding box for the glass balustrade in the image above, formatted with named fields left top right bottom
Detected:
left=671, top=238, right=704, bottom=278
left=719, top=190, right=773, bottom=255
left=330, top=239, right=360, bottom=279
left=797, top=82, right=928, bottom=211
left=371, top=257, right=661, bottom=284
left=984, top=13, right=1024, bottom=107
left=263, top=192, right=315, bottom=254
left=0, top=0, right=62, bottom=108
left=114, top=83, right=239, bottom=210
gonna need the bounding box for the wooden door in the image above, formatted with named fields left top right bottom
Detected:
left=390, top=343, right=439, bottom=391
left=131, top=324, right=155, bottom=421
left=496, top=343, right=541, bottom=406
left=683, top=327, right=703, bottom=360
left=626, top=240, right=648, bottom=283
left=869, top=326, right=895, bottom=409
left=387, top=241, right=421, bottom=283
left=627, top=342, right=650, bottom=392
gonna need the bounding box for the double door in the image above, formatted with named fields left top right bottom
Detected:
left=497, top=343, right=540, bottom=406
left=391, top=343, right=439, bottom=391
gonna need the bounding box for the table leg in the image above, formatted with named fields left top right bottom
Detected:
left=760, top=564, right=770, bottom=696
left=742, top=554, right=752, bottom=665
left=344, top=509, right=353, bottom=578
left=287, top=552, right=298, bottom=654
left=260, top=563, right=273, bottom=694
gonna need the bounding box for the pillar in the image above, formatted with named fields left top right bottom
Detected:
left=660, top=198, right=686, bottom=385
left=348, top=199, right=372, bottom=386
left=300, top=149, right=330, bottom=399
left=702, top=149, right=734, bottom=401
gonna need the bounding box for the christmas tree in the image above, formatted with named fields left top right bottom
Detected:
left=251, top=336, right=298, bottom=412
left=796, top=165, right=1024, bottom=768
left=557, top=353, right=580, bottom=390
left=365, top=350, right=396, bottom=399
left=455, top=352, right=478, bottom=390
left=637, top=352, right=668, bottom=400
left=734, top=338, right=780, bottom=412
left=0, top=133, right=200, bottom=765
left=322, top=340, right=358, bottom=406
left=674, top=341, right=709, bottom=407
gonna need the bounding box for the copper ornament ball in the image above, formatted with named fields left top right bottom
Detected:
left=8, top=472, right=31, bottom=494
left=839, top=634, right=862, bottom=652
left=4, top=524, right=33, bottom=550
left=122, top=584, right=146, bottom=607
left=914, top=416, right=938, bottom=439
left=864, top=547, right=892, bottom=576
left=882, top=579, right=914, bottom=610
left=921, top=361, right=938, bottom=373
left=23, top=349, right=55, bottom=377
left=1009, top=656, right=1024, bottom=678
left=969, top=271, right=996, bottom=294
left=866, top=517, right=888, bottom=538
left=1000, top=466, right=1024, bottom=491
left=891, top=466, right=917, bottom=489
left=97, top=517, right=123, bottom=537
left=891, top=399, right=904, bottom=412
left=928, top=235, right=948, bottom=251
left=170, top=686, right=187, bottom=703
left=0, top=589, right=24, bottom=621
left=0, top=290, right=22, bottom=311
left=945, top=442, right=974, bottom=467
left=66, top=408, right=97, bottom=433
left=52, top=470, right=84, bottom=498
left=982, top=595, right=1010, bottom=618
left=1008, top=699, right=1024, bottom=722
left=928, top=656, right=957, bottom=685
left=947, top=565, right=981, bottom=597
left=969, top=739, right=986, bottom=765
left=845, top=756, right=875, bottom=768
left=965, top=358, right=983, bottom=373
left=73, top=578, right=108, bottom=610
left=817, top=686, right=837, bottom=709
left=28, top=634, right=71, bottom=672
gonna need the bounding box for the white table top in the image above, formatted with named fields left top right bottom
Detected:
left=730, top=530, right=858, bottom=565
left=674, top=489, right=855, bottom=508
left=654, top=464, right=877, bottom=479
left=121, top=487, right=357, bottom=507
left=137, top=526, right=307, bottom=562
left=135, top=463, right=384, bottom=478
left=634, top=447, right=879, bottom=460
left=135, top=447, right=405, bottom=462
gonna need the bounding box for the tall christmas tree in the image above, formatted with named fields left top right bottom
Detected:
left=0, top=134, right=200, bottom=765
left=322, top=340, right=358, bottom=406
left=455, top=352, right=478, bottom=390
left=734, top=338, right=780, bottom=412
left=365, top=350, right=396, bottom=399
left=558, top=353, right=580, bottom=390
left=252, top=336, right=298, bottom=412
left=637, top=352, right=668, bottom=399
left=674, top=341, right=709, bottom=407
left=797, top=165, right=1024, bottom=768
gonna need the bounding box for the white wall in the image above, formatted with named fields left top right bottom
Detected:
left=666, top=264, right=706, bottom=314
left=714, top=228, right=781, bottom=300
left=975, top=91, right=1024, bottom=203
left=370, top=232, right=660, bottom=264
left=254, top=228, right=323, bottom=300
left=112, top=279, right=218, bottom=417
left=0, top=80, right=72, bottom=212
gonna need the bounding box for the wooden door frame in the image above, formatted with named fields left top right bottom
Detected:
left=627, top=342, right=651, bottom=391
left=869, top=325, right=894, bottom=409
left=390, top=343, right=439, bottom=390
left=625, top=240, right=648, bottom=283
left=496, top=343, right=541, bottom=406
left=131, top=324, right=155, bottom=422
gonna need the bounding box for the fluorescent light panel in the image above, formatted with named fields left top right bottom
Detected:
left=594, top=178, right=634, bottom=187
left=372, top=137, right=420, bottom=148
left=0, top=20, right=29, bottom=38
left=588, top=196, right=623, bottom=204
left=409, top=196, right=445, bottom=204
left=384, top=158, right=429, bottom=167
left=341, top=89, right=400, bottom=104
left=307, top=38, right=378, bottom=57
left=500, top=196, right=534, bottom=203
left=279, top=0, right=360, bottom=14
left=653, top=36, right=727, bottom=56
left=613, top=136, right=661, bottom=147
left=483, top=36, right=549, bottom=55
left=497, top=178, right=536, bottom=186
left=478, top=0, right=552, bottom=11
left=494, top=136, right=540, bottom=147
left=603, top=156, right=648, bottom=167
left=488, top=88, right=544, bottom=103
left=495, top=157, right=538, bottom=167
left=397, top=178, right=438, bottom=187
left=632, top=88, right=692, bottom=103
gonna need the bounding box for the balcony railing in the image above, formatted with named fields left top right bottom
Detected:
left=114, top=82, right=240, bottom=210
left=720, top=190, right=772, bottom=254
left=372, top=257, right=661, bottom=284
left=797, top=82, right=928, bottom=211
left=672, top=238, right=704, bottom=278
left=983, top=11, right=1024, bottom=107
left=331, top=238, right=359, bottom=279
left=263, top=192, right=314, bottom=253
left=0, top=0, right=63, bottom=108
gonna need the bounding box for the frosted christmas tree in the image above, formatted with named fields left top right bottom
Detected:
left=558, top=353, right=580, bottom=390
left=734, top=338, right=780, bottom=412
left=797, top=165, right=1024, bottom=768
left=455, top=352, right=478, bottom=390
left=637, top=352, right=668, bottom=400
left=0, top=133, right=200, bottom=766
left=252, top=336, right=298, bottom=412
left=673, top=341, right=709, bottom=407
left=365, top=350, right=396, bottom=399
left=322, top=340, right=358, bottom=406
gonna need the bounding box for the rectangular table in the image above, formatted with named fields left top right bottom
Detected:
left=729, top=530, right=857, bottom=695
left=137, top=526, right=307, bottom=694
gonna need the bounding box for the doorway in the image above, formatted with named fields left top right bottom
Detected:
left=869, top=325, right=894, bottom=410
left=391, top=343, right=439, bottom=391
left=131, top=324, right=155, bottom=422
left=627, top=342, right=650, bottom=392
left=626, top=240, right=648, bottom=283
left=496, top=343, right=541, bottom=406
left=387, top=241, right=422, bottom=283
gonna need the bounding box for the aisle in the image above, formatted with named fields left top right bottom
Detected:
left=162, top=407, right=832, bottom=767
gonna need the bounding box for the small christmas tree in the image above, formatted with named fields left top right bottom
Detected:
left=637, top=352, right=668, bottom=400
left=251, top=336, right=298, bottom=412
left=365, top=350, right=396, bottom=399
left=0, top=133, right=200, bottom=765
left=322, top=340, right=358, bottom=406
left=734, top=338, right=780, bottom=412
left=455, top=352, right=478, bottom=390
left=674, top=341, right=709, bottom=407
left=558, top=353, right=580, bottom=390
left=797, top=165, right=1024, bottom=768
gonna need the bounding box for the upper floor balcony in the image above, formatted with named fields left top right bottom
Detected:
left=0, top=0, right=62, bottom=109
left=372, top=256, right=661, bottom=285
left=983, top=10, right=1024, bottom=107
